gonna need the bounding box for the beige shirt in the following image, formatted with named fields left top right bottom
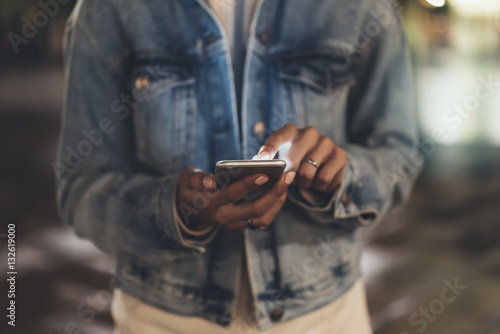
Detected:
left=208, top=0, right=260, bottom=58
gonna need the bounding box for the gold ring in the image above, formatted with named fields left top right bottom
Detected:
left=303, top=158, right=320, bottom=168
left=246, top=218, right=260, bottom=230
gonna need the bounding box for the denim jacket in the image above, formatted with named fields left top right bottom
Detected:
left=56, top=0, right=420, bottom=330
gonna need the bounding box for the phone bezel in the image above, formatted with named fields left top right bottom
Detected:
left=214, top=160, right=286, bottom=187
left=215, top=160, right=286, bottom=169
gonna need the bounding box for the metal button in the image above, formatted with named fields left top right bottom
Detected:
left=261, top=32, right=269, bottom=43
left=270, top=309, right=284, bottom=322
left=135, top=76, right=150, bottom=89
left=253, top=121, right=266, bottom=138
left=196, top=39, right=203, bottom=54
left=341, top=193, right=351, bottom=207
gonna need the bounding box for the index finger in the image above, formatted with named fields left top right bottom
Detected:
left=256, top=124, right=299, bottom=160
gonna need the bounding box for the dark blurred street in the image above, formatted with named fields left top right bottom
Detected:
left=0, top=66, right=115, bottom=334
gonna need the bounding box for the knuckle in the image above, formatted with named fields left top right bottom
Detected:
left=285, top=123, right=298, bottom=131
left=335, top=147, right=347, bottom=160
left=180, top=169, right=195, bottom=186
left=303, top=126, right=319, bottom=137
left=297, top=168, right=315, bottom=180
left=320, top=135, right=333, bottom=147
left=339, top=150, right=347, bottom=163
left=261, top=218, right=272, bottom=226
left=252, top=203, right=268, bottom=217
left=317, top=174, right=330, bottom=185
left=223, top=189, right=237, bottom=203
left=185, top=167, right=198, bottom=175
left=256, top=216, right=270, bottom=226
left=213, top=212, right=225, bottom=225
left=220, top=212, right=232, bottom=225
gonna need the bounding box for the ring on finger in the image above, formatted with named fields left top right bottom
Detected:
left=302, top=158, right=321, bottom=169
left=246, top=218, right=261, bottom=230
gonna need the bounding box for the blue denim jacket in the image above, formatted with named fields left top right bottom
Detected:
left=56, top=0, right=420, bottom=330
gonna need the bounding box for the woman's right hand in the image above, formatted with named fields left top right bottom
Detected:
left=176, top=168, right=296, bottom=230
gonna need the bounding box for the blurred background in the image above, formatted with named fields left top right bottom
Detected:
left=0, top=0, right=499, bottom=333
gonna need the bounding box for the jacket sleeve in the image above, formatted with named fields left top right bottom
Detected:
left=55, top=1, right=216, bottom=256
left=288, top=6, right=422, bottom=228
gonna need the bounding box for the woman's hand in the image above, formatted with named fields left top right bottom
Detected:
left=176, top=168, right=296, bottom=230
left=257, top=124, right=347, bottom=194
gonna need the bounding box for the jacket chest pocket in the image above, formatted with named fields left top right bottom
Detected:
left=276, top=55, right=355, bottom=141
left=132, top=63, right=197, bottom=174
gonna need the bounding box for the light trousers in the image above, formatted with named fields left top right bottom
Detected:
left=112, top=266, right=372, bottom=334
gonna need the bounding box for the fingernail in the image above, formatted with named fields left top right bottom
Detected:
left=258, top=151, right=272, bottom=160
left=203, top=177, right=214, bottom=189
left=255, top=176, right=269, bottom=185
left=285, top=172, right=296, bottom=185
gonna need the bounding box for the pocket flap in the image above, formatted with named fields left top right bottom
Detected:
left=132, top=62, right=195, bottom=97
left=278, top=56, right=355, bottom=93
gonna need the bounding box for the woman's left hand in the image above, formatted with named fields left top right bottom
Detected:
left=256, top=124, right=347, bottom=194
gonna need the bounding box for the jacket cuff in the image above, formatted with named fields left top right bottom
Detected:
left=173, top=200, right=219, bottom=250
left=288, top=155, right=379, bottom=227
left=332, top=155, right=379, bottom=226
left=154, top=173, right=218, bottom=253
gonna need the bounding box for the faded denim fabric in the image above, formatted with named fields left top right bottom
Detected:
left=55, top=0, right=421, bottom=330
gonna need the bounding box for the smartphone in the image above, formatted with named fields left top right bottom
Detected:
left=214, top=160, right=286, bottom=188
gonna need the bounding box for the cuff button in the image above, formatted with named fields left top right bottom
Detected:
left=270, top=309, right=284, bottom=322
